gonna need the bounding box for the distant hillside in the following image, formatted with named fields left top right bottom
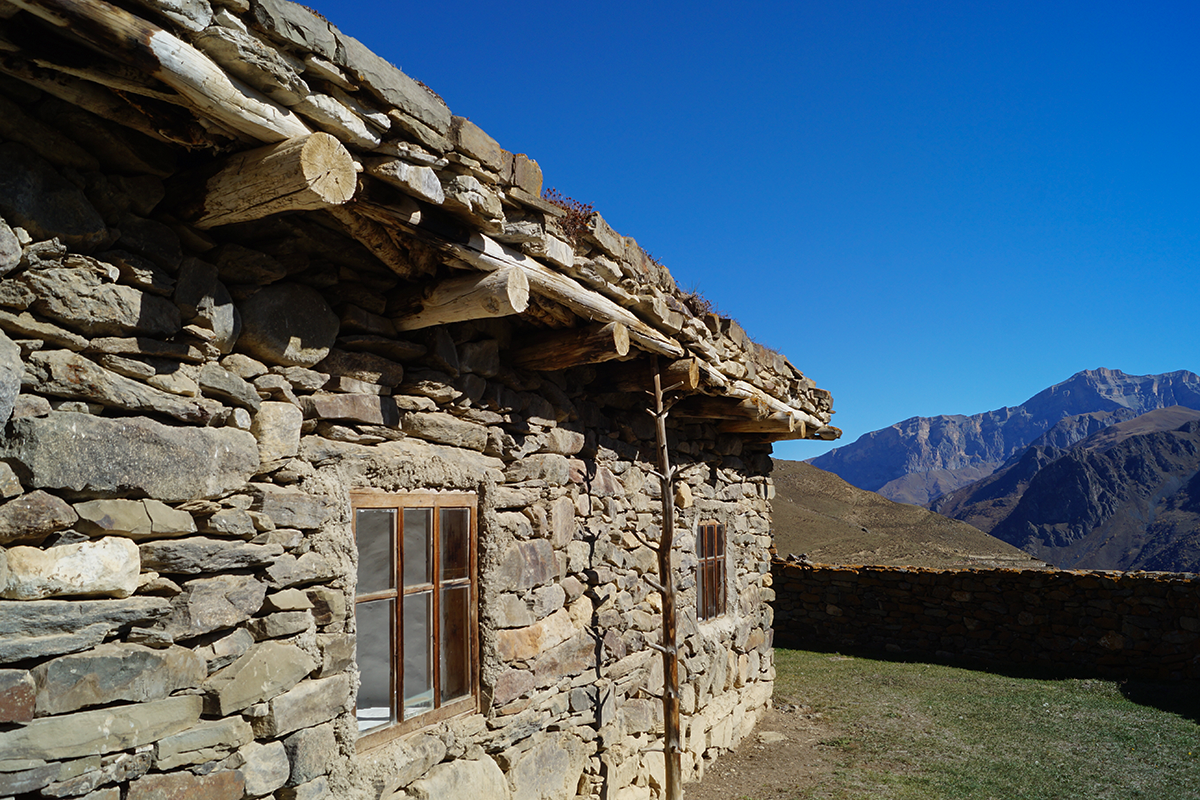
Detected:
left=770, top=459, right=1043, bottom=569
left=932, top=408, right=1200, bottom=571
left=808, top=368, right=1200, bottom=506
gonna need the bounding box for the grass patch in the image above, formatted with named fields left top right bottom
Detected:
left=772, top=648, right=1200, bottom=800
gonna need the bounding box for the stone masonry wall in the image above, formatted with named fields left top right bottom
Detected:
left=772, top=561, right=1200, bottom=681
left=0, top=124, right=773, bottom=800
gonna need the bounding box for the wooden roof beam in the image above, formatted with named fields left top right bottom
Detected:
left=509, top=322, right=630, bottom=372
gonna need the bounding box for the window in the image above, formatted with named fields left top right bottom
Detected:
left=697, top=521, right=726, bottom=620
left=353, top=491, right=478, bottom=743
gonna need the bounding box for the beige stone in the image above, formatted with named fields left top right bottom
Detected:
left=1, top=537, right=139, bottom=600
left=251, top=401, right=303, bottom=463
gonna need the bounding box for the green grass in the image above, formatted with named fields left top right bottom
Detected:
left=772, top=648, right=1200, bottom=800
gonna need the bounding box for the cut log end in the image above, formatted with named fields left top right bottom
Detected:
left=302, top=131, right=357, bottom=205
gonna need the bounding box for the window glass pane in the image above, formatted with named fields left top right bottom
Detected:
left=356, top=599, right=393, bottom=732
left=715, top=524, right=725, bottom=556
left=440, top=585, right=471, bottom=703
left=697, top=524, right=708, bottom=558
left=403, top=590, right=433, bottom=718
left=356, top=509, right=394, bottom=595
left=440, top=508, right=470, bottom=582
left=403, top=509, right=432, bottom=587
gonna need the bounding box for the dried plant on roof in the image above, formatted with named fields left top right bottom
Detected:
left=542, top=188, right=594, bottom=246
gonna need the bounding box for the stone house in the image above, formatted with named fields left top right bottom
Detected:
left=0, top=1, right=837, bottom=798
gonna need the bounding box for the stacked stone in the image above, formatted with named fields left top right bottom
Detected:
left=772, top=562, right=1200, bottom=681
left=0, top=0, right=820, bottom=796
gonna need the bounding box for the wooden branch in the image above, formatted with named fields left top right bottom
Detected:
left=393, top=266, right=530, bottom=331
left=718, top=413, right=799, bottom=435
left=509, top=322, right=630, bottom=371
left=173, top=133, right=356, bottom=228
left=9, top=0, right=310, bottom=142
left=611, top=358, right=699, bottom=394
left=321, top=205, right=421, bottom=279
left=446, top=233, right=685, bottom=358
left=671, top=394, right=770, bottom=421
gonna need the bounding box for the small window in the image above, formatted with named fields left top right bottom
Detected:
left=697, top=521, right=726, bottom=620
left=353, top=491, right=478, bottom=745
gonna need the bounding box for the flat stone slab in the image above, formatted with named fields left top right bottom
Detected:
left=31, top=643, right=205, bottom=716
left=0, top=597, right=169, bottom=662
left=0, top=412, right=258, bottom=501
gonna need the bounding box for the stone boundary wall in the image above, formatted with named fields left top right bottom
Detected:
left=770, top=561, right=1200, bottom=681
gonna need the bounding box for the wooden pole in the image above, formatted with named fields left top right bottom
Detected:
left=174, top=133, right=357, bottom=229
left=393, top=266, right=530, bottom=331
left=671, top=395, right=771, bottom=421
left=613, top=358, right=700, bottom=394
left=9, top=0, right=310, bottom=142
left=651, top=356, right=684, bottom=800
left=509, top=322, right=630, bottom=371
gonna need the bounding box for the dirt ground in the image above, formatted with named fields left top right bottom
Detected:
left=682, top=703, right=841, bottom=800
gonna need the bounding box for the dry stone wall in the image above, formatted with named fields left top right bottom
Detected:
left=0, top=0, right=810, bottom=795
left=772, top=561, right=1200, bottom=681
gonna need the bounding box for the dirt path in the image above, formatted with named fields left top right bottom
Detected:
left=682, top=704, right=842, bottom=800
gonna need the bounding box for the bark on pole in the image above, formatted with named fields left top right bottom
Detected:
left=180, top=133, right=357, bottom=229
left=651, top=355, right=684, bottom=800
left=393, top=266, right=530, bottom=331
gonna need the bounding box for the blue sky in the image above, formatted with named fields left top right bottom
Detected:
left=309, top=1, right=1200, bottom=460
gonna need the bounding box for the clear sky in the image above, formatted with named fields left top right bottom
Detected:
left=309, top=1, right=1199, bottom=460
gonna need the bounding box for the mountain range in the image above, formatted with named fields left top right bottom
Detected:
left=931, top=407, right=1200, bottom=571
left=808, top=368, right=1200, bottom=506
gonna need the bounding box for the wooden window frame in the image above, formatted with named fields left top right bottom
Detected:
left=352, top=490, right=479, bottom=749
left=697, top=520, right=726, bottom=620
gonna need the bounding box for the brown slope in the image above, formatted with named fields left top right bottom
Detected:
left=770, top=459, right=1044, bottom=569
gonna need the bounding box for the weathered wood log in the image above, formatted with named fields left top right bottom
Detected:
left=510, top=322, right=630, bottom=371
left=9, top=0, right=310, bottom=142
left=726, top=380, right=826, bottom=431
left=719, top=413, right=799, bottom=435
left=611, top=358, right=700, bottom=393
left=672, top=394, right=770, bottom=421
left=446, top=233, right=685, bottom=358
left=174, top=133, right=356, bottom=228
left=393, top=266, right=530, bottom=331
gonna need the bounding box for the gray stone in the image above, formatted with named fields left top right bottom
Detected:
left=442, top=174, right=503, bottom=228
left=193, top=25, right=309, bottom=106
left=204, top=641, right=316, bottom=716
left=247, top=610, right=312, bottom=639
left=275, top=364, right=329, bottom=391
left=238, top=739, right=290, bottom=796
left=194, top=626, right=254, bottom=674
left=249, top=484, right=330, bottom=529
left=265, top=552, right=336, bottom=588
left=139, top=537, right=282, bottom=575
left=199, top=363, right=261, bottom=411
left=0, top=669, right=34, bottom=723
left=74, top=498, right=152, bottom=537
left=113, top=213, right=181, bottom=272
left=153, top=715, right=254, bottom=770
left=0, top=142, right=107, bottom=251
left=250, top=0, right=338, bottom=59
left=125, top=769, right=244, bottom=800
left=0, top=490, right=77, bottom=545
left=497, top=539, right=557, bottom=592
left=174, top=258, right=241, bottom=354
left=24, top=351, right=215, bottom=423
left=492, top=668, right=535, bottom=707
left=540, top=428, right=586, bottom=456
left=314, top=348, right=404, bottom=387
left=21, top=258, right=180, bottom=337
left=283, top=722, right=334, bottom=786
left=143, top=499, right=197, bottom=537
left=279, top=776, right=329, bottom=800
left=251, top=673, right=350, bottom=738
left=505, top=454, right=570, bottom=484
left=264, top=588, right=313, bottom=612
left=156, top=574, right=267, bottom=641
left=451, top=116, right=504, bottom=171
left=0, top=329, right=18, bottom=427
left=251, top=401, right=303, bottom=463
left=300, top=392, right=400, bottom=425
left=198, top=508, right=257, bottom=538
left=31, top=643, right=205, bottom=716
left=0, top=597, right=168, bottom=662
left=315, top=632, right=353, bottom=676
left=0, top=412, right=258, bottom=502
left=0, top=761, right=58, bottom=795
left=364, top=157, right=444, bottom=204
left=506, top=733, right=586, bottom=800
left=99, top=249, right=175, bottom=296
left=378, top=732, right=447, bottom=795
left=293, top=93, right=381, bottom=149
left=334, top=31, right=451, bottom=134
left=0, top=695, right=201, bottom=761
left=221, top=352, right=269, bottom=380
left=531, top=633, right=595, bottom=686
left=212, top=244, right=287, bottom=286
left=236, top=282, right=339, bottom=367
left=305, top=586, right=345, bottom=627
left=0, top=217, right=21, bottom=276
left=459, top=339, right=500, bottom=377
left=126, top=0, right=211, bottom=31
left=401, top=411, right=488, bottom=451
left=491, top=593, right=534, bottom=629
left=1, top=536, right=139, bottom=600
left=404, top=757, right=511, bottom=800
